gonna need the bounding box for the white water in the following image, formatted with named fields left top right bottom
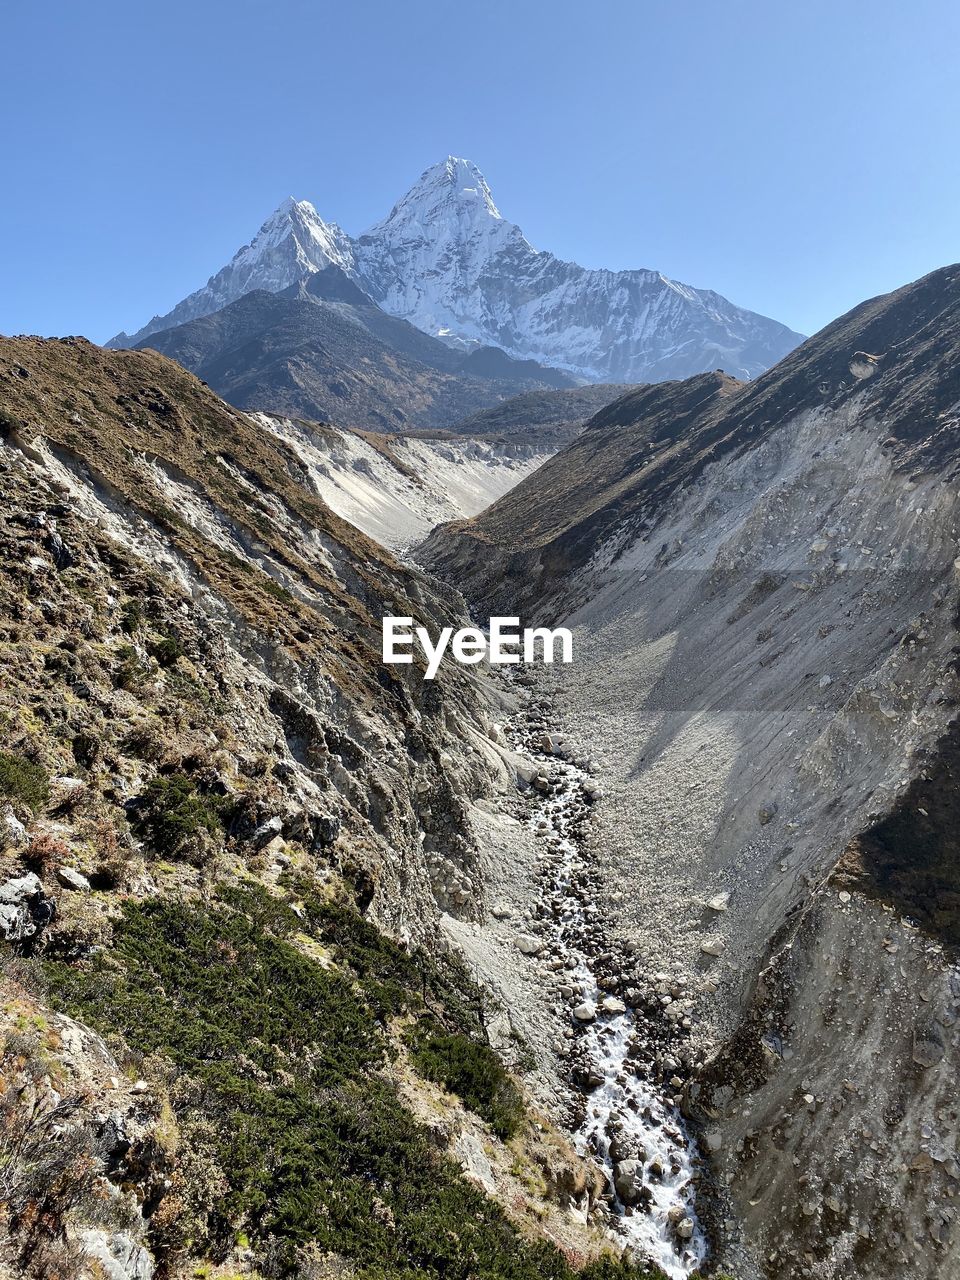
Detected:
left=506, top=704, right=706, bottom=1279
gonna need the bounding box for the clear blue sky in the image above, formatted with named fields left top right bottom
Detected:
left=3, top=0, right=957, bottom=343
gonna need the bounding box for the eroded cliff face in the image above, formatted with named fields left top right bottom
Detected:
left=419, top=265, right=960, bottom=1278
left=251, top=412, right=556, bottom=550
left=0, top=338, right=630, bottom=1280
left=0, top=337, right=497, bottom=934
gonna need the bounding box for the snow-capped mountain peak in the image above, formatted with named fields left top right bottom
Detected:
left=365, top=156, right=503, bottom=234
left=352, top=158, right=528, bottom=347
left=111, top=158, right=804, bottom=381
left=114, top=195, right=354, bottom=347
left=234, top=197, right=351, bottom=271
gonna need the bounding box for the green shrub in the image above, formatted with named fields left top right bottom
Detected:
left=409, top=1026, right=525, bottom=1140
left=134, top=772, right=228, bottom=859
left=0, top=751, right=49, bottom=812
left=114, top=643, right=151, bottom=691
left=44, top=885, right=658, bottom=1280
left=149, top=635, right=184, bottom=668
left=120, top=600, right=143, bottom=634
left=263, top=578, right=294, bottom=603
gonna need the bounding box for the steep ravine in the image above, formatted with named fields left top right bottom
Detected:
left=286, top=401, right=757, bottom=1278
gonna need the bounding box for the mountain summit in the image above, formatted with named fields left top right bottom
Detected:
left=369, top=155, right=503, bottom=222
left=110, top=158, right=803, bottom=381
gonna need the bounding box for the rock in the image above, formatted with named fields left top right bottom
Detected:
left=758, top=805, right=777, bottom=825
left=252, top=815, right=283, bottom=848
left=1, top=807, right=27, bottom=849
left=78, top=1228, right=153, bottom=1280
left=310, top=812, right=340, bottom=848
left=54, top=775, right=86, bottom=794
left=707, top=892, right=730, bottom=913
left=704, top=1130, right=722, bottom=1152
left=913, top=1027, right=946, bottom=1068
left=491, top=901, right=513, bottom=919
left=453, top=1131, right=497, bottom=1196
left=819, top=675, right=833, bottom=689
left=0, top=872, right=43, bottom=905
left=56, top=865, right=91, bottom=892
left=516, top=934, right=543, bottom=956
left=676, top=1217, right=695, bottom=1240
left=600, top=996, right=626, bottom=1014
left=45, top=528, right=74, bottom=570
left=613, top=1158, right=644, bottom=1204
left=514, top=759, right=541, bottom=785
left=700, top=939, right=726, bottom=958
left=573, top=1001, right=596, bottom=1023
left=849, top=351, right=881, bottom=379
left=0, top=872, right=46, bottom=941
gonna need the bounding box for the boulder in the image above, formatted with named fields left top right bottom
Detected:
left=516, top=934, right=542, bottom=956
left=310, top=812, right=340, bottom=848
left=0, top=872, right=46, bottom=941
left=613, top=1158, right=644, bottom=1204
left=1, top=807, right=27, bottom=849
left=77, top=1228, right=154, bottom=1280
left=573, top=1001, right=596, bottom=1023
left=913, top=1026, right=946, bottom=1068
left=252, top=815, right=283, bottom=848
left=56, top=866, right=91, bottom=892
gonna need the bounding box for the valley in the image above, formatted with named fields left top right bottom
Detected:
left=2, top=197, right=960, bottom=1280
left=5, top=4, right=957, bottom=1278
left=250, top=413, right=558, bottom=549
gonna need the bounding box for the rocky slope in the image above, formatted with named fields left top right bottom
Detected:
left=133, top=266, right=574, bottom=433
left=420, top=264, right=960, bottom=1280
left=251, top=413, right=557, bottom=549
left=449, top=384, right=635, bottom=445
left=110, top=158, right=803, bottom=383
left=0, top=336, right=651, bottom=1280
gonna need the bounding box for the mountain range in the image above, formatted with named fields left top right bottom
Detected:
left=110, top=157, right=804, bottom=384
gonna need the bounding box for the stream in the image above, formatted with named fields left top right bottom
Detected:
left=505, top=690, right=706, bottom=1279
